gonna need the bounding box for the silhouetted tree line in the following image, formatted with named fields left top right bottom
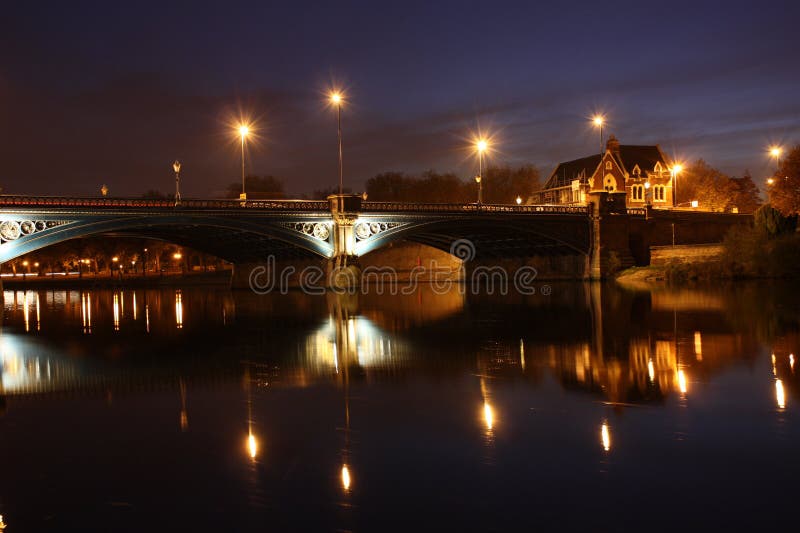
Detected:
left=677, top=160, right=761, bottom=213
left=768, top=145, right=800, bottom=216
left=365, top=165, right=541, bottom=204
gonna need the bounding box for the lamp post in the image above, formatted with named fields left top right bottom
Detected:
left=239, top=125, right=250, bottom=200
left=173, top=160, right=181, bottom=207
left=330, top=92, right=344, bottom=195
left=770, top=146, right=782, bottom=171
left=475, top=138, right=488, bottom=205
left=592, top=115, right=605, bottom=154
left=671, top=164, right=683, bottom=208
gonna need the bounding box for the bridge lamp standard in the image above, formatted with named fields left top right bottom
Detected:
left=592, top=114, right=605, bottom=153
left=173, top=160, right=181, bottom=207
left=475, top=138, right=489, bottom=205
left=671, top=164, right=683, bottom=208
left=329, top=91, right=345, bottom=195
left=238, top=124, right=250, bottom=200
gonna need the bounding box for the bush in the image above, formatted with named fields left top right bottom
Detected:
left=754, top=204, right=798, bottom=237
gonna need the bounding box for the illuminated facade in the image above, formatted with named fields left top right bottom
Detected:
left=531, top=136, right=675, bottom=207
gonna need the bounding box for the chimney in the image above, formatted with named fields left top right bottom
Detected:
left=606, top=135, right=620, bottom=155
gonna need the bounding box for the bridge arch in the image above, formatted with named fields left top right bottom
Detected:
left=0, top=214, right=334, bottom=263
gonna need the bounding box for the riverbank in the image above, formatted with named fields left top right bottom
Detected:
left=1, top=270, right=231, bottom=289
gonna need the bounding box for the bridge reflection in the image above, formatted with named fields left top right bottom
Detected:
left=0, top=284, right=797, bottom=410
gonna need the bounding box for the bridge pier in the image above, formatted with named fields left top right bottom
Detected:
left=587, top=191, right=635, bottom=279
left=327, top=194, right=363, bottom=290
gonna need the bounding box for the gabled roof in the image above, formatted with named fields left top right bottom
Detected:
left=544, top=154, right=601, bottom=189
left=542, top=142, right=671, bottom=191
left=612, top=145, right=669, bottom=175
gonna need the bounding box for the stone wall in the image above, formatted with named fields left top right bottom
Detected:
left=649, top=244, right=724, bottom=266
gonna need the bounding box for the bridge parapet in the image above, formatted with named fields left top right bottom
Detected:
left=362, top=201, right=591, bottom=214
left=0, top=195, right=329, bottom=211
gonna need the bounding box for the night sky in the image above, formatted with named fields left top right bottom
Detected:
left=2, top=1, right=798, bottom=197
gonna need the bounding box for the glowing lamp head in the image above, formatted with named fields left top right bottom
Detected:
left=592, top=115, right=604, bottom=127
left=770, top=147, right=782, bottom=158
left=238, top=125, right=250, bottom=138
left=516, top=196, right=522, bottom=205
left=672, top=164, right=683, bottom=174
left=691, top=200, right=699, bottom=208
left=173, top=252, right=182, bottom=260
left=644, top=181, right=651, bottom=189
left=476, top=139, right=488, bottom=153
left=330, top=92, right=342, bottom=105
left=767, top=177, right=775, bottom=185
left=173, top=160, right=181, bottom=173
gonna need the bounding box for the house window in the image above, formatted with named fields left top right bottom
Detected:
left=605, top=161, right=612, bottom=170
left=632, top=185, right=644, bottom=201
left=653, top=185, right=666, bottom=201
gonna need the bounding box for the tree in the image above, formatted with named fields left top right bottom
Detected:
left=754, top=204, right=798, bottom=237
left=769, top=145, right=800, bottom=215
left=483, top=165, right=541, bottom=204
left=729, top=172, right=761, bottom=213
left=308, top=186, right=352, bottom=199
left=678, top=159, right=737, bottom=212
left=225, top=175, right=285, bottom=199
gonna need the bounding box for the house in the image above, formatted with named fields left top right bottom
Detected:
left=530, top=136, right=676, bottom=207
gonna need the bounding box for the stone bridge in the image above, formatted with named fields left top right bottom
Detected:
left=0, top=192, right=751, bottom=285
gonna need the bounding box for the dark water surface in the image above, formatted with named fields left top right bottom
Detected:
left=0, top=282, right=798, bottom=531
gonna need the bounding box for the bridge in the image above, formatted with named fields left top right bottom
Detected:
left=0, top=192, right=750, bottom=285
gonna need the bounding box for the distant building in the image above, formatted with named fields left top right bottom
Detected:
left=530, top=135, right=676, bottom=207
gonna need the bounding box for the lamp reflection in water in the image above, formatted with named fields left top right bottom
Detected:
left=341, top=464, right=351, bottom=492
left=790, top=354, right=795, bottom=373
left=480, top=377, right=494, bottom=436
left=601, top=422, right=611, bottom=452
left=81, top=292, right=92, bottom=334
left=775, top=379, right=786, bottom=410
left=113, top=292, right=120, bottom=331
left=23, top=291, right=30, bottom=332
left=519, top=338, right=526, bottom=372
left=677, top=369, right=688, bottom=395
left=243, top=362, right=259, bottom=462
left=175, top=290, right=183, bottom=329
left=647, top=359, right=655, bottom=382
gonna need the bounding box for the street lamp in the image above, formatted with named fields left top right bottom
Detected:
left=592, top=114, right=605, bottom=153
left=173, top=160, right=181, bottom=206
left=671, top=164, right=683, bottom=208
left=330, top=91, right=344, bottom=195
left=475, top=138, right=488, bottom=205
left=516, top=196, right=522, bottom=205
left=644, top=180, right=652, bottom=206
left=769, top=146, right=782, bottom=171
left=238, top=124, right=250, bottom=200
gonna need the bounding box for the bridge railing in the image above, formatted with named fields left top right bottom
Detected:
left=362, top=202, right=592, bottom=214
left=0, top=196, right=329, bottom=211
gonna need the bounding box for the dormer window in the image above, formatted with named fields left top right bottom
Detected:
left=654, top=162, right=662, bottom=173
left=633, top=165, right=641, bottom=176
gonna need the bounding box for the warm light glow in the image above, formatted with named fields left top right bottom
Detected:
left=175, top=290, right=183, bottom=329
left=691, top=200, right=699, bottom=208
left=770, top=146, right=782, bottom=158
left=341, top=464, right=351, bottom=492
left=112, top=256, right=119, bottom=262
left=330, top=91, right=343, bottom=105
left=790, top=354, right=795, bottom=372
left=672, top=164, right=683, bottom=174
left=776, top=379, right=786, bottom=409
left=22, top=260, right=28, bottom=267
left=516, top=196, right=522, bottom=205
left=601, top=422, right=611, bottom=451
left=767, top=177, right=775, bottom=185
left=483, top=401, right=494, bottom=431
left=648, top=359, right=655, bottom=381
left=476, top=139, right=488, bottom=153
left=173, top=252, right=182, bottom=260
left=694, top=331, right=703, bottom=359
left=644, top=181, right=651, bottom=189
left=678, top=369, right=688, bottom=395
left=239, top=124, right=250, bottom=138
left=592, top=115, right=604, bottom=127
left=247, top=433, right=258, bottom=459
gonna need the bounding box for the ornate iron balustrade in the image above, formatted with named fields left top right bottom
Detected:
left=626, top=207, right=648, bottom=216
left=362, top=202, right=592, bottom=214
left=0, top=196, right=329, bottom=211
